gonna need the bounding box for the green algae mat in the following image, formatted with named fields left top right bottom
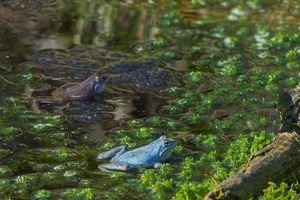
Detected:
left=1, top=0, right=300, bottom=199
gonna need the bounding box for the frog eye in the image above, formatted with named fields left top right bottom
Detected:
left=95, top=76, right=103, bottom=81
left=163, top=140, right=170, bottom=146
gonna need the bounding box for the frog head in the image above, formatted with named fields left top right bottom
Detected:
left=158, top=136, right=177, bottom=161
left=93, top=73, right=109, bottom=95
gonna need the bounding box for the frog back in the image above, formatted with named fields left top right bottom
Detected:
left=117, top=147, right=162, bottom=167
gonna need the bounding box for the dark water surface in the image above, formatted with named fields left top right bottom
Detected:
left=0, top=0, right=300, bottom=199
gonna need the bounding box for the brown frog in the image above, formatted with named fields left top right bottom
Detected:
left=26, top=70, right=109, bottom=110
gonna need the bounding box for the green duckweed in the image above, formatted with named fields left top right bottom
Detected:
left=257, top=182, right=298, bottom=200
left=0, top=148, right=10, bottom=159
left=119, top=135, right=137, bottom=148
left=127, top=119, right=143, bottom=128
left=0, top=165, right=13, bottom=178
left=161, top=51, right=178, bottom=61
left=63, top=170, right=81, bottom=178
left=59, top=188, right=96, bottom=200
left=30, top=123, right=56, bottom=133
left=0, top=127, right=21, bottom=141
left=20, top=73, right=36, bottom=81
left=31, top=190, right=54, bottom=200
left=29, top=148, right=77, bottom=162
left=3, top=97, right=18, bottom=106
left=153, top=38, right=166, bottom=47
left=195, top=134, right=223, bottom=151
left=135, top=127, right=156, bottom=138
left=161, top=105, right=184, bottom=115
left=286, top=62, right=300, bottom=70
left=217, top=55, right=244, bottom=77
left=223, top=36, right=238, bottom=48
left=162, top=86, right=186, bottom=97
left=141, top=164, right=175, bottom=200
left=184, top=71, right=204, bottom=83
left=12, top=174, right=40, bottom=197
left=145, top=117, right=168, bottom=127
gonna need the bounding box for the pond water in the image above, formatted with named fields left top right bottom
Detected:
left=0, top=0, right=300, bottom=199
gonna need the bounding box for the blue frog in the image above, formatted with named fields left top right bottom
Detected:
left=97, top=136, right=177, bottom=172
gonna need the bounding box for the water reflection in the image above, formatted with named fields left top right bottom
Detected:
left=131, top=93, right=167, bottom=118
left=106, top=97, right=134, bottom=121
left=0, top=0, right=162, bottom=52
left=71, top=2, right=161, bottom=47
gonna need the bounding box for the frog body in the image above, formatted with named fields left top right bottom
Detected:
left=29, top=70, right=108, bottom=105
left=97, top=136, right=176, bottom=172
left=59, top=71, right=108, bottom=101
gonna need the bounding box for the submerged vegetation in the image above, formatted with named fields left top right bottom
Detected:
left=1, top=0, right=300, bottom=199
